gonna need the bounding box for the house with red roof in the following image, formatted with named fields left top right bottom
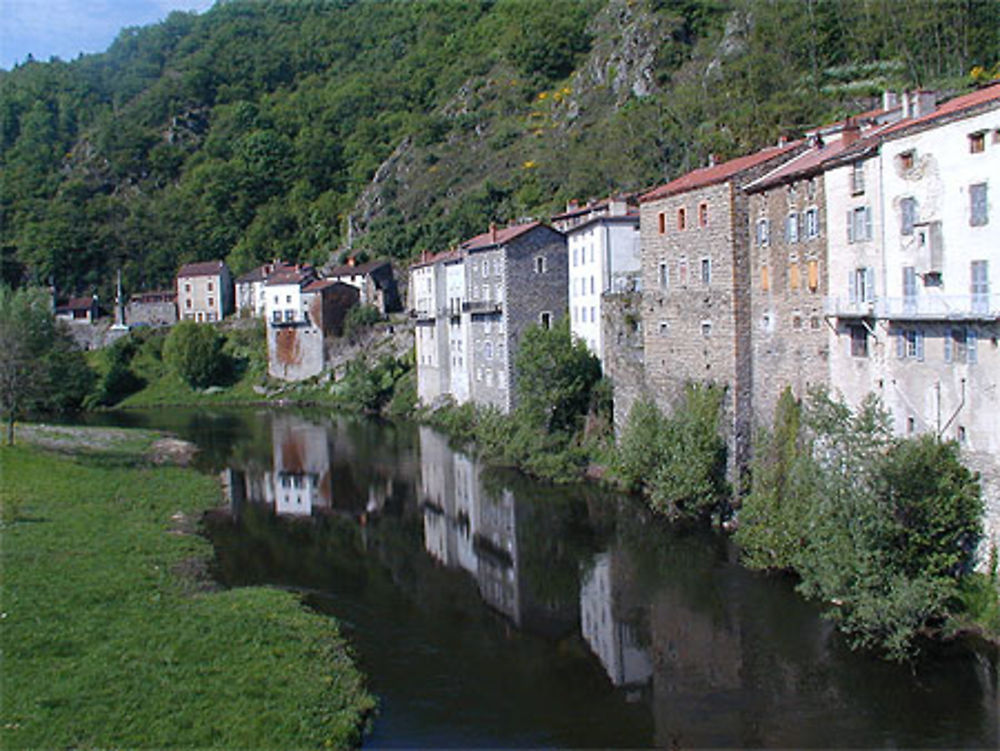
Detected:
left=175, top=260, right=233, bottom=322
left=636, top=141, right=805, bottom=473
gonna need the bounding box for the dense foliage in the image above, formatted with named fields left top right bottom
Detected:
left=612, top=385, right=729, bottom=523
left=2, top=0, right=997, bottom=302
left=162, top=321, right=231, bottom=388
left=736, top=388, right=983, bottom=660
left=0, top=286, right=92, bottom=442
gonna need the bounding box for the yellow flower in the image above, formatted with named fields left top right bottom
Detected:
left=537, top=91, right=548, bottom=100
left=523, top=160, right=538, bottom=169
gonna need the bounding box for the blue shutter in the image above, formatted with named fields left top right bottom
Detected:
left=848, top=271, right=858, bottom=304
left=864, top=207, right=873, bottom=240
left=846, top=211, right=854, bottom=243
left=944, top=328, right=953, bottom=362
left=968, top=329, right=978, bottom=364
left=916, top=330, right=924, bottom=361
left=896, top=330, right=905, bottom=359
left=865, top=268, right=875, bottom=303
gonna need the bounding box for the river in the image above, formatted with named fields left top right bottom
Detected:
left=83, top=407, right=998, bottom=749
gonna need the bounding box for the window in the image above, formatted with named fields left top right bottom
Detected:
left=272, top=311, right=280, bottom=323
left=788, top=258, right=801, bottom=291
left=849, top=324, right=868, bottom=357
left=785, top=213, right=800, bottom=243
left=186, top=299, right=192, bottom=309
left=944, top=327, right=977, bottom=364
left=807, top=259, right=819, bottom=292
left=535, top=256, right=547, bottom=273
left=970, top=183, right=988, bottom=226
left=756, top=218, right=770, bottom=246
left=484, top=341, right=493, bottom=360
left=898, top=150, right=915, bottom=170
left=572, top=248, right=578, bottom=267
left=678, top=258, right=689, bottom=285
left=971, top=260, right=989, bottom=313
left=286, top=295, right=292, bottom=303
left=658, top=212, right=666, bottom=234
left=896, top=328, right=924, bottom=360
left=805, top=207, right=819, bottom=238
left=851, top=161, right=865, bottom=195
left=903, top=266, right=917, bottom=311
left=658, top=262, right=669, bottom=290
left=700, top=257, right=712, bottom=285
left=969, top=131, right=985, bottom=154
left=677, top=207, right=687, bottom=231
left=590, top=306, right=596, bottom=322
left=701, top=320, right=712, bottom=337
left=482, top=262, right=489, bottom=278
left=590, top=276, right=595, bottom=294
left=207, top=282, right=214, bottom=292
left=658, top=321, right=669, bottom=337
left=207, top=297, right=214, bottom=308
left=849, top=267, right=876, bottom=304
left=848, top=206, right=873, bottom=243
left=761, top=264, right=770, bottom=292
left=184, top=284, right=191, bottom=293
left=900, top=197, right=916, bottom=236
left=284, top=310, right=294, bottom=322
left=539, top=311, right=552, bottom=329
left=698, top=202, right=709, bottom=227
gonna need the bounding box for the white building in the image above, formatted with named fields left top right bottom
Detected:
left=554, top=197, right=640, bottom=361
left=824, top=82, right=1000, bottom=566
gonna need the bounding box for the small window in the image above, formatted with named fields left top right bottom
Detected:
left=539, top=311, right=552, bottom=329
left=535, top=256, right=547, bottom=273
left=657, top=212, right=666, bottom=234
left=850, top=324, right=868, bottom=358
left=805, top=207, right=819, bottom=238
left=658, top=262, right=669, bottom=290
left=789, top=260, right=801, bottom=291
left=658, top=321, right=669, bottom=336
left=969, top=132, right=985, bottom=154
left=186, top=299, right=192, bottom=309
left=756, top=218, right=770, bottom=246
left=207, top=282, right=214, bottom=292
left=284, top=310, right=294, bottom=322
left=677, top=207, right=687, bottom=231
left=807, top=259, right=819, bottom=292
left=760, top=264, right=770, bottom=292
left=957, top=425, right=967, bottom=443
left=207, top=297, right=214, bottom=308
left=970, top=183, right=988, bottom=226
left=700, top=258, right=712, bottom=285
left=907, top=417, right=915, bottom=435
left=900, top=196, right=916, bottom=236
left=698, top=202, right=709, bottom=227
left=184, top=284, right=191, bottom=293
left=701, top=320, right=712, bottom=338
left=851, top=162, right=865, bottom=195
left=898, top=150, right=915, bottom=170
left=785, top=213, right=799, bottom=243
left=792, top=313, right=802, bottom=330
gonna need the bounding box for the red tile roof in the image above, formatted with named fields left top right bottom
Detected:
left=640, top=142, right=803, bottom=202
left=177, top=260, right=227, bottom=278
left=326, top=259, right=391, bottom=277
left=875, top=81, right=1000, bottom=139
left=266, top=266, right=316, bottom=286
left=59, top=296, right=96, bottom=310
left=410, top=248, right=462, bottom=270
left=460, top=220, right=549, bottom=251
left=303, top=279, right=352, bottom=293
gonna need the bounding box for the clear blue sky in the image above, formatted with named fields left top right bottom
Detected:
left=0, top=0, right=215, bottom=70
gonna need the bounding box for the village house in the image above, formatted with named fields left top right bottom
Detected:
left=325, top=258, right=401, bottom=314
left=126, top=290, right=177, bottom=327
left=552, top=196, right=640, bottom=362
left=234, top=259, right=294, bottom=318
left=410, top=221, right=568, bottom=414
left=175, top=260, right=233, bottom=322
left=55, top=295, right=100, bottom=323
left=266, top=264, right=359, bottom=381
left=637, top=142, right=804, bottom=472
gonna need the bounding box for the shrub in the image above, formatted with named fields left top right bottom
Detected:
left=163, top=321, right=230, bottom=389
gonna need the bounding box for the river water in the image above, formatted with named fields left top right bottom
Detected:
left=85, top=407, right=998, bottom=748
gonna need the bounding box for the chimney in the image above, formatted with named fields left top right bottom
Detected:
left=567, top=199, right=579, bottom=211
left=913, top=90, right=936, bottom=118
left=707, top=153, right=717, bottom=167
left=778, top=134, right=788, bottom=147
left=841, top=117, right=860, bottom=146
left=347, top=256, right=355, bottom=267
left=882, top=90, right=900, bottom=111
left=489, top=222, right=497, bottom=243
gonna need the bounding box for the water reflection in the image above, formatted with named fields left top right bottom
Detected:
left=97, top=407, right=998, bottom=749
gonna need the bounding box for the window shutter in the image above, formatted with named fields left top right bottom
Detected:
left=896, top=331, right=905, bottom=359
left=916, top=330, right=924, bottom=361
left=846, top=211, right=854, bottom=243
left=968, top=329, right=978, bottom=364
left=848, top=271, right=857, bottom=304
left=944, top=329, right=953, bottom=362
left=865, top=268, right=875, bottom=302
left=798, top=211, right=806, bottom=239
left=864, top=207, right=873, bottom=240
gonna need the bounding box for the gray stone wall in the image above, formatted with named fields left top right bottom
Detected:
left=602, top=291, right=646, bottom=436
left=268, top=323, right=325, bottom=381
left=126, top=301, right=177, bottom=327
left=748, top=178, right=830, bottom=427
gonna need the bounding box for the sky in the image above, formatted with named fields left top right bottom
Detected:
left=0, top=0, right=216, bottom=70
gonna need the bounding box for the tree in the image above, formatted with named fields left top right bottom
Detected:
left=162, top=321, right=229, bottom=389
left=0, top=285, right=93, bottom=444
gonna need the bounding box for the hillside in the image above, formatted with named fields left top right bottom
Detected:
left=1, top=0, right=997, bottom=301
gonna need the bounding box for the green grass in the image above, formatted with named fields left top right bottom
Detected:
left=0, top=434, right=374, bottom=749
left=117, top=369, right=265, bottom=408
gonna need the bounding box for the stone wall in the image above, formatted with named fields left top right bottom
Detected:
left=267, top=324, right=325, bottom=381
left=964, top=449, right=1000, bottom=576
left=126, top=301, right=177, bottom=327
left=602, top=291, right=646, bottom=436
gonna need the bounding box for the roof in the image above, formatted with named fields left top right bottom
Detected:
left=640, top=142, right=803, bottom=202
left=410, top=248, right=462, bottom=270
left=177, top=260, right=227, bottom=278
left=236, top=260, right=295, bottom=284
left=876, top=81, right=1000, bottom=141
left=266, top=266, right=316, bottom=286
left=326, top=259, right=391, bottom=277
left=130, top=290, right=175, bottom=302
left=460, top=220, right=554, bottom=251
left=303, top=279, right=355, bottom=294
left=58, top=296, right=96, bottom=310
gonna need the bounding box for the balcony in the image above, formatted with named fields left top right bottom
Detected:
left=462, top=299, right=503, bottom=314
left=825, top=294, right=999, bottom=321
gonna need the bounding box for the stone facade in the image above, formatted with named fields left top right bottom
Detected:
left=126, top=291, right=177, bottom=327
left=176, top=260, right=233, bottom=322
left=602, top=290, right=646, bottom=436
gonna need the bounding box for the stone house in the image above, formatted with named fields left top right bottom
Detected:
left=55, top=295, right=99, bottom=323
left=410, top=221, right=568, bottom=414
left=126, top=290, right=177, bottom=327
left=176, top=260, right=233, bottom=322
left=638, top=142, right=804, bottom=473
left=325, top=258, right=401, bottom=314
left=552, top=196, right=640, bottom=363
left=266, top=265, right=359, bottom=381
left=234, top=259, right=293, bottom=318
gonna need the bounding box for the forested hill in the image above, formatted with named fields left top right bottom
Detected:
left=2, top=0, right=998, bottom=300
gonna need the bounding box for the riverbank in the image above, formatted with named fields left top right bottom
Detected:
left=0, top=425, right=374, bottom=749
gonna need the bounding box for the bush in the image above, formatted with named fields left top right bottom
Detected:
left=342, top=304, right=381, bottom=341
left=163, top=321, right=230, bottom=389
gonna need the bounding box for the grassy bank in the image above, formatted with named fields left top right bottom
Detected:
left=0, top=426, right=374, bottom=749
